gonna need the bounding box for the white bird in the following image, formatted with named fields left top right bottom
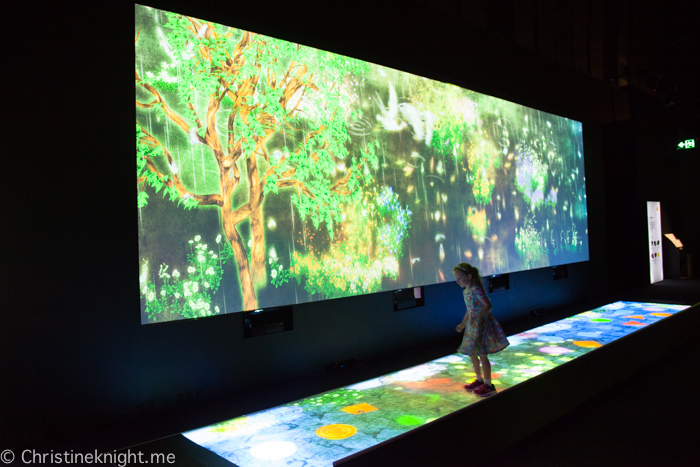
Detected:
left=189, top=127, right=200, bottom=144
left=197, top=23, right=209, bottom=38
left=181, top=41, right=195, bottom=60
left=156, top=28, right=176, bottom=60
left=376, top=82, right=407, bottom=132
left=398, top=103, right=424, bottom=141
left=398, top=105, right=437, bottom=146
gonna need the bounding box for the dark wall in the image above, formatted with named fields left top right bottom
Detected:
left=2, top=0, right=661, bottom=450
left=601, top=88, right=700, bottom=286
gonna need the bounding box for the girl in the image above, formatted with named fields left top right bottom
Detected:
left=453, top=263, right=509, bottom=397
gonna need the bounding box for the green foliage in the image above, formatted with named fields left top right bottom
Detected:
left=552, top=223, right=581, bottom=256
left=276, top=140, right=379, bottom=242
left=137, top=190, right=149, bottom=208
left=279, top=186, right=411, bottom=299
left=268, top=247, right=290, bottom=287
left=138, top=10, right=378, bottom=254
left=514, top=217, right=548, bottom=269
left=207, top=417, right=250, bottom=434
left=293, top=388, right=364, bottom=411
left=136, top=124, right=197, bottom=210
left=432, top=119, right=466, bottom=157
left=466, top=208, right=488, bottom=240
left=141, top=235, right=234, bottom=321
left=514, top=141, right=549, bottom=209
left=471, top=171, right=494, bottom=205
left=465, top=147, right=499, bottom=205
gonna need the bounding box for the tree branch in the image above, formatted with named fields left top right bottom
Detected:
left=204, top=92, right=224, bottom=158
left=138, top=125, right=223, bottom=207
left=135, top=68, right=206, bottom=144
left=277, top=179, right=314, bottom=198
left=330, top=162, right=363, bottom=194
left=136, top=98, right=157, bottom=109
left=226, top=192, right=266, bottom=227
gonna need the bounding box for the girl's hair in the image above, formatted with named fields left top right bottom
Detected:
left=453, top=263, right=485, bottom=289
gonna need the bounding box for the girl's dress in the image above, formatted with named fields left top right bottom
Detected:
left=458, top=284, right=509, bottom=356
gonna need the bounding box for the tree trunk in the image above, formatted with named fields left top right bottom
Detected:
left=247, top=147, right=266, bottom=286
left=222, top=207, right=258, bottom=311
left=250, top=205, right=266, bottom=286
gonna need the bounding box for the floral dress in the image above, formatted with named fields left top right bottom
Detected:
left=457, top=285, right=509, bottom=356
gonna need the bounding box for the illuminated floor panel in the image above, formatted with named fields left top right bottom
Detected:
left=183, top=301, right=689, bottom=466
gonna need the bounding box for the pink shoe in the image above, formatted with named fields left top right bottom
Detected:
left=464, top=379, right=484, bottom=392
left=473, top=383, right=496, bottom=397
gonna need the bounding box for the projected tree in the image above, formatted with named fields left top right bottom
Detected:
left=135, top=12, right=376, bottom=311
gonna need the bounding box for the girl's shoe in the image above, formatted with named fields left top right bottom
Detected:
left=464, top=380, right=484, bottom=392
left=473, top=383, right=496, bottom=397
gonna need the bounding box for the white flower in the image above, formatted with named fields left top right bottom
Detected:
left=148, top=292, right=155, bottom=302
left=278, top=265, right=283, bottom=271
left=146, top=71, right=154, bottom=78
left=271, top=270, right=277, bottom=278
left=189, top=300, right=195, bottom=308
left=194, top=235, right=201, bottom=242
left=197, top=255, right=205, bottom=262
left=269, top=258, right=274, bottom=264
left=202, top=244, right=207, bottom=250
left=204, top=282, right=210, bottom=288
left=172, top=269, right=180, bottom=278
left=174, top=293, right=181, bottom=299
left=189, top=240, right=194, bottom=244
left=216, top=234, right=222, bottom=243
left=192, top=283, right=199, bottom=292
left=184, top=290, right=191, bottom=297
left=204, top=303, right=210, bottom=310
left=206, top=267, right=215, bottom=275
left=142, top=286, right=148, bottom=295
left=188, top=266, right=196, bottom=273
left=209, top=250, right=214, bottom=255
left=212, top=254, right=217, bottom=259
left=215, top=306, right=220, bottom=313
left=160, top=290, right=166, bottom=297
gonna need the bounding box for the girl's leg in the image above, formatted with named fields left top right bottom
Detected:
left=470, top=355, right=482, bottom=380
left=479, top=355, right=491, bottom=381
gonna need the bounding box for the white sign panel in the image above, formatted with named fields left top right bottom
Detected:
left=647, top=201, right=663, bottom=283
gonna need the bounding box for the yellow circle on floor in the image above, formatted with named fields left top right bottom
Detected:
left=573, top=340, right=602, bottom=348
left=316, top=424, right=357, bottom=440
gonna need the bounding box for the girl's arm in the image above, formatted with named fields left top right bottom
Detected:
left=456, top=309, right=470, bottom=332
left=479, top=294, right=493, bottom=316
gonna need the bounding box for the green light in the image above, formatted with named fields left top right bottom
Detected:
left=396, top=415, right=424, bottom=426
left=677, top=139, right=696, bottom=150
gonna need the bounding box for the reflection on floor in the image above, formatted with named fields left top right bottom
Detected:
left=183, top=301, right=688, bottom=467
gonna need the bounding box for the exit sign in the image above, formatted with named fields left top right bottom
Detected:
left=677, top=138, right=696, bottom=150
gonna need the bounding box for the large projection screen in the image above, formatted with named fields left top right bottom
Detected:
left=136, top=4, right=589, bottom=324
